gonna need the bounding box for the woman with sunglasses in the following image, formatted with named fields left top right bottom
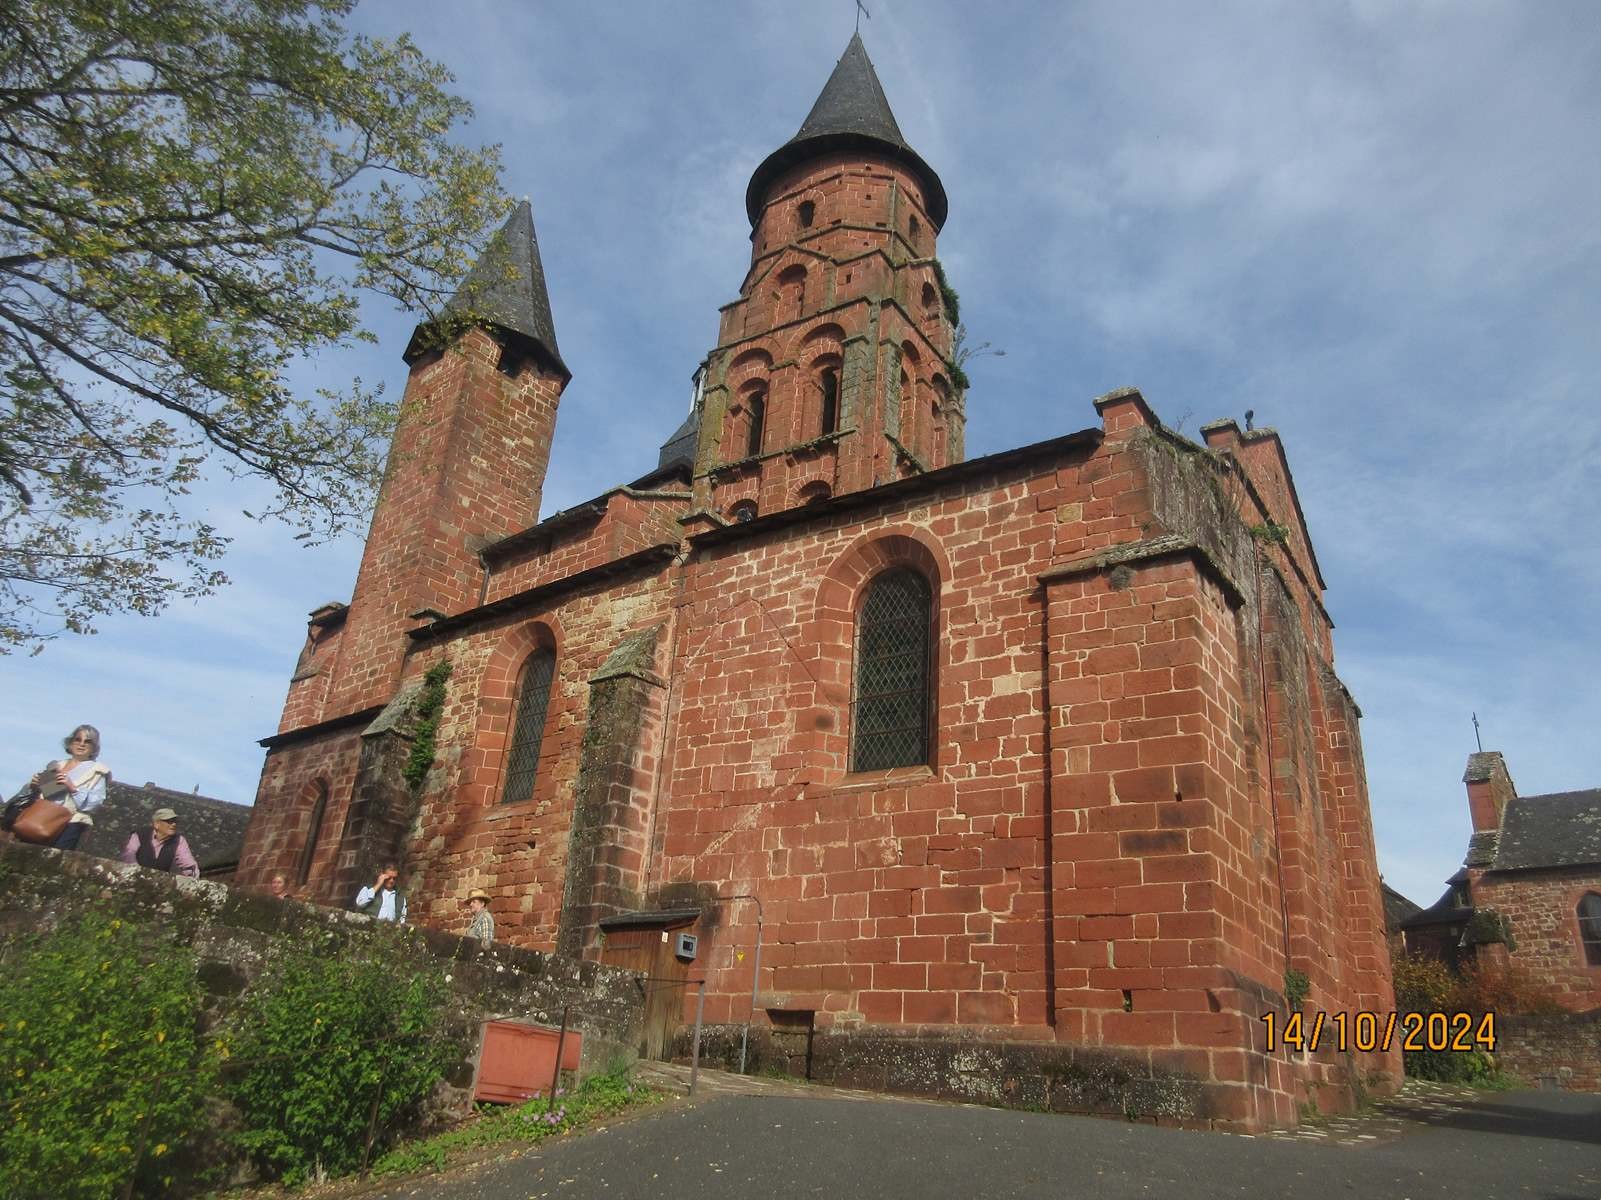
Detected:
left=28, top=724, right=111, bottom=852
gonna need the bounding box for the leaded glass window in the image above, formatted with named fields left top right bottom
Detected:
left=501, top=649, right=556, bottom=804
left=1580, top=893, right=1601, bottom=966
left=852, top=568, right=932, bottom=772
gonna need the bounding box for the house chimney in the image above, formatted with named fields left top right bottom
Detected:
left=1463, top=751, right=1515, bottom=832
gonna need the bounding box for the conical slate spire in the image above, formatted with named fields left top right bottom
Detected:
left=745, top=33, right=947, bottom=229
left=405, top=199, right=569, bottom=379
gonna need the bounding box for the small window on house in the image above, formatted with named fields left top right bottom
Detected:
left=798, top=200, right=815, bottom=228
left=820, top=368, right=839, bottom=435
left=909, top=215, right=920, bottom=239
left=1580, top=893, right=1601, bottom=966
left=852, top=568, right=933, bottom=772
left=502, top=648, right=556, bottom=804
left=921, top=282, right=938, bottom=316
left=746, top=391, right=766, bottom=458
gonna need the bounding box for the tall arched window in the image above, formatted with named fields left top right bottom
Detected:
left=746, top=391, right=767, bottom=458
left=852, top=568, right=933, bottom=772
left=502, top=648, right=556, bottom=804
left=1579, top=893, right=1601, bottom=966
left=820, top=368, right=839, bottom=436
left=296, top=780, right=329, bottom=885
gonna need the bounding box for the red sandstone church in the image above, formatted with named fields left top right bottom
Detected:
left=238, top=35, right=1399, bottom=1128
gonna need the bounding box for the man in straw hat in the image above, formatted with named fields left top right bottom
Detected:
left=119, top=806, right=199, bottom=878
left=465, top=887, right=494, bottom=948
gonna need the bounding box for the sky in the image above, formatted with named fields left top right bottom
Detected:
left=3, top=1, right=1597, bottom=908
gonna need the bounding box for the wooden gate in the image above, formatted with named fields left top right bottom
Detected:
left=598, top=912, right=698, bottom=1060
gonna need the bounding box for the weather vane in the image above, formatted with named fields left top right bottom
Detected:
left=856, top=0, right=870, bottom=33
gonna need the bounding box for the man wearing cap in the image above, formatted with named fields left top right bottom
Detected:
left=119, top=807, right=200, bottom=878
left=465, top=888, right=494, bottom=948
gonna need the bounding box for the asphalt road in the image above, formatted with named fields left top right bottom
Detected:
left=366, top=1089, right=1601, bottom=1200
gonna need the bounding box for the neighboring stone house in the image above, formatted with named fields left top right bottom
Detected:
left=236, top=34, right=1398, bottom=1129
left=1381, top=882, right=1422, bottom=960
left=88, top=781, right=253, bottom=879
left=1403, top=751, right=1601, bottom=1010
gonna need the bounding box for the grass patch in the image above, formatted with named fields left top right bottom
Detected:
left=369, top=1069, right=663, bottom=1179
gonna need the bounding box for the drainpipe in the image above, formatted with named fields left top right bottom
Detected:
left=722, top=893, right=764, bottom=1074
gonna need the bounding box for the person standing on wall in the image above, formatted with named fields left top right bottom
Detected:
left=354, top=863, right=407, bottom=923
left=120, top=806, right=200, bottom=878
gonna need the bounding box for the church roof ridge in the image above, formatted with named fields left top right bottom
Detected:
left=745, top=33, right=947, bottom=230
left=406, top=199, right=569, bottom=379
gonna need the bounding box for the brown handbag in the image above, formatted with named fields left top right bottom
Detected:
left=12, top=797, right=72, bottom=845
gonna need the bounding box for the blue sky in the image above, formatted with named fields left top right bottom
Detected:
left=3, top=1, right=1597, bottom=908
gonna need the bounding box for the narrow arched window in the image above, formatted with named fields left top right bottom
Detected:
left=1579, top=893, right=1601, bottom=966
left=820, top=368, right=839, bottom=436
left=296, top=780, right=329, bottom=885
left=502, top=648, right=556, bottom=804
left=746, top=391, right=767, bottom=458
left=798, top=200, right=816, bottom=228
left=852, top=568, right=933, bottom=772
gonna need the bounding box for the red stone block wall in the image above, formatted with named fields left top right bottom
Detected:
left=1473, top=867, right=1601, bottom=1010
left=237, top=728, right=364, bottom=904
left=324, top=329, right=565, bottom=719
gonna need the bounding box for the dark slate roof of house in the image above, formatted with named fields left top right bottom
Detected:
left=1464, top=830, right=1500, bottom=868
left=405, top=200, right=569, bottom=379
left=89, top=781, right=253, bottom=872
left=746, top=33, right=948, bottom=230
left=1382, top=883, right=1423, bottom=933
left=1490, top=789, right=1601, bottom=872
left=1399, top=885, right=1473, bottom=931
left=657, top=408, right=701, bottom=474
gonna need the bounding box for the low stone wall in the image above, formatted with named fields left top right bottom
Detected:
left=0, top=839, right=647, bottom=1111
left=1497, top=1012, right=1601, bottom=1092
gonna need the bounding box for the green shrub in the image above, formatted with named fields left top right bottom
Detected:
left=0, top=914, right=215, bottom=1200
left=224, top=934, right=455, bottom=1183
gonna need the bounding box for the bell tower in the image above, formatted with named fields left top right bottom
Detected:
left=666, top=35, right=964, bottom=524
left=323, top=200, right=571, bottom=716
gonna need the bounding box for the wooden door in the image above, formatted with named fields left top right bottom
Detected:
left=600, top=926, right=691, bottom=1060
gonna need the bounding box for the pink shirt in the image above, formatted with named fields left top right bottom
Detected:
left=119, top=830, right=200, bottom=878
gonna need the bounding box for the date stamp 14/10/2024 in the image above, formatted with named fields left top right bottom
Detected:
left=1260, top=1010, right=1497, bottom=1054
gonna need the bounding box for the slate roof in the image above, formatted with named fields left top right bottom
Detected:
left=88, top=781, right=253, bottom=873
left=657, top=408, right=701, bottom=474
left=1381, top=883, right=1423, bottom=933
left=1464, top=829, right=1500, bottom=868
left=405, top=200, right=569, bottom=379
left=746, top=33, right=948, bottom=230
left=1490, top=788, right=1601, bottom=872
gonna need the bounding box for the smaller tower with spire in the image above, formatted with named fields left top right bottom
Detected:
left=321, top=200, right=570, bottom=718
left=672, top=34, right=964, bottom=525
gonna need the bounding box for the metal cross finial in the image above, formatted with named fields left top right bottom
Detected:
left=856, top=0, right=870, bottom=33
left=1472, top=711, right=1483, bottom=752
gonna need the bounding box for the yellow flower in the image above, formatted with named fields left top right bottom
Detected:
left=154, top=1143, right=168, bottom=1157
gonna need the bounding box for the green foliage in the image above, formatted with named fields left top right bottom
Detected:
left=0, top=913, right=216, bottom=1200
left=370, top=1068, right=661, bottom=1179
left=1390, top=952, right=1558, bottom=1085
left=929, top=258, right=961, bottom=327
left=223, top=935, right=455, bottom=1184
left=1249, top=521, right=1292, bottom=545
left=0, top=0, right=511, bottom=651
left=1465, top=908, right=1516, bottom=951
left=1283, top=967, right=1310, bottom=1011
left=402, top=659, right=453, bottom=789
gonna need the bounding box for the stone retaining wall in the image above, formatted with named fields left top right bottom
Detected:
left=1497, top=1011, right=1601, bottom=1093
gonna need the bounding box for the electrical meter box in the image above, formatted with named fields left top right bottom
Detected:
left=674, top=932, right=698, bottom=961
